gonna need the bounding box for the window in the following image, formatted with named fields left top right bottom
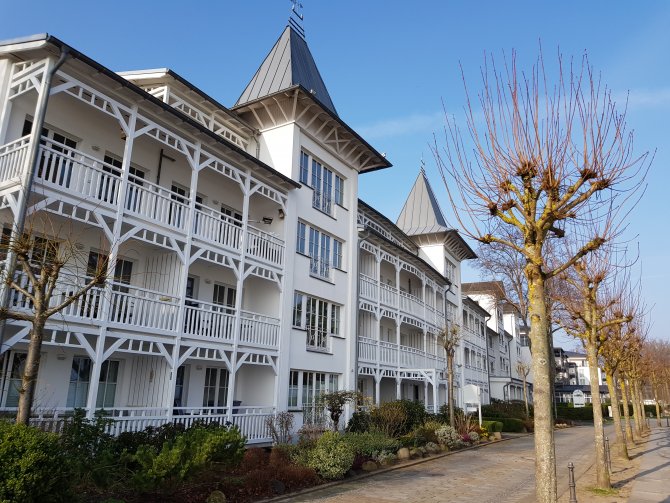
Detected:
left=298, top=221, right=344, bottom=278
left=296, top=222, right=306, bottom=254
left=3, top=352, right=26, bottom=407
left=212, top=283, right=236, bottom=309
left=299, top=150, right=344, bottom=214
left=292, top=292, right=341, bottom=350
left=220, top=205, right=243, bottom=227
left=66, top=357, right=119, bottom=409
left=173, top=365, right=187, bottom=408
left=288, top=369, right=339, bottom=409
left=203, top=367, right=229, bottom=409
left=334, top=175, right=344, bottom=206
left=445, top=259, right=456, bottom=283
left=24, top=119, right=78, bottom=188
left=299, top=151, right=309, bottom=184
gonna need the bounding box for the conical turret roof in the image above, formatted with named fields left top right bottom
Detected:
left=235, top=25, right=337, bottom=116
left=396, top=168, right=449, bottom=235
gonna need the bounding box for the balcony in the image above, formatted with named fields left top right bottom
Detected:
left=0, top=137, right=286, bottom=268
left=359, top=274, right=446, bottom=328
left=358, top=337, right=447, bottom=369
left=8, top=272, right=279, bottom=349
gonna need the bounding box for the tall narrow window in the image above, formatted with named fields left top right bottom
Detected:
left=333, top=239, right=343, bottom=269
left=67, top=357, right=91, bottom=408
left=296, top=222, right=306, bottom=254
left=3, top=352, right=26, bottom=407
left=288, top=371, right=299, bottom=408
left=203, top=367, right=229, bottom=409
left=319, top=233, right=331, bottom=277
left=334, top=175, right=344, bottom=206
left=299, top=151, right=309, bottom=184
left=96, top=361, right=119, bottom=408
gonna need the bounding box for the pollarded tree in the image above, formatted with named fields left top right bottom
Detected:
left=434, top=51, right=649, bottom=502
left=438, top=324, right=460, bottom=428
left=0, top=217, right=108, bottom=424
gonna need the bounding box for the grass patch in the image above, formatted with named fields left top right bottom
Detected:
left=586, top=486, right=619, bottom=496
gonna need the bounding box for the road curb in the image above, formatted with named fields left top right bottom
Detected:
left=262, top=432, right=534, bottom=502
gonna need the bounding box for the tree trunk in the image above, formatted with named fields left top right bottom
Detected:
left=629, top=378, right=643, bottom=441
left=633, top=380, right=647, bottom=433
left=620, top=378, right=635, bottom=444
left=522, top=373, right=530, bottom=419
left=653, top=384, right=661, bottom=427
left=448, top=352, right=455, bottom=428
left=606, top=371, right=628, bottom=459
left=16, top=319, right=46, bottom=425
left=586, top=336, right=610, bottom=489
left=527, top=269, right=556, bottom=503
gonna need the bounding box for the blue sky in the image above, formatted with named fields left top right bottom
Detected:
left=2, top=1, right=667, bottom=345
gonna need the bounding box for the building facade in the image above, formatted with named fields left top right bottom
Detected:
left=0, top=25, right=483, bottom=442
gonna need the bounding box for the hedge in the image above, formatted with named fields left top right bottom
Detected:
left=482, top=417, right=524, bottom=432
left=481, top=420, right=503, bottom=433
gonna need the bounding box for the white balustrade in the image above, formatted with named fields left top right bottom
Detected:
left=399, top=344, right=424, bottom=368
left=125, top=178, right=190, bottom=231
left=0, top=136, right=29, bottom=183
left=358, top=337, right=377, bottom=361
left=231, top=406, right=275, bottom=441
left=399, top=290, right=423, bottom=318
left=239, top=310, right=279, bottom=347
left=379, top=340, right=398, bottom=365
left=379, top=282, right=397, bottom=308
left=246, top=226, right=285, bottom=267
left=183, top=300, right=235, bottom=341
left=34, top=141, right=121, bottom=206
left=109, top=283, right=179, bottom=332
left=359, top=275, right=378, bottom=301
left=192, top=207, right=242, bottom=251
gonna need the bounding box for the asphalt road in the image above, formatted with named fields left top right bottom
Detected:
left=286, top=426, right=604, bottom=503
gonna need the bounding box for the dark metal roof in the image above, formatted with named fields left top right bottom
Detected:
left=463, top=296, right=491, bottom=319
left=0, top=33, right=300, bottom=190
left=396, top=168, right=449, bottom=235
left=236, top=25, right=337, bottom=116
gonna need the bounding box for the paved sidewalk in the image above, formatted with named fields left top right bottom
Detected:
left=628, top=427, right=670, bottom=502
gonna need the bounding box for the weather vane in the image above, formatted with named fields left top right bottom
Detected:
left=289, top=0, right=306, bottom=38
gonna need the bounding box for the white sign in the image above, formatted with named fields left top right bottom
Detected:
left=463, top=384, right=482, bottom=426
left=572, top=389, right=586, bottom=408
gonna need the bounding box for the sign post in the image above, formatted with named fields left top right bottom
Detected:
left=463, top=384, right=482, bottom=426
left=572, top=389, right=586, bottom=408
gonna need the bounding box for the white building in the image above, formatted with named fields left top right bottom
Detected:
left=462, top=282, right=533, bottom=403
left=0, top=24, right=478, bottom=441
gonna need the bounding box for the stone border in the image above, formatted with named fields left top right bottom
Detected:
left=262, top=433, right=534, bottom=503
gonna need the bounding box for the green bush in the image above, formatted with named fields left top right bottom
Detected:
left=307, top=431, right=355, bottom=480
left=342, top=431, right=400, bottom=456
left=130, top=424, right=246, bottom=490
left=498, top=418, right=525, bottom=432
left=397, top=400, right=428, bottom=431
left=0, top=422, right=73, bottom=502
left=346, top=411, right=371, bottom=433
left=370, top=401, right=408, bottom=438
left=482, top=400, right=530, bottom=420
left=481, top=420, right=503, bottom=433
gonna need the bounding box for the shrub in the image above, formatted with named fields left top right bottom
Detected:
left=435, top=425, right=463, bottom=449
left=437, top=404, right=464, bottom=424
left=298, top=423, right=327, bottom=443
left=372, top=451, right=397, bottom=465
left=319, top=390, right=363, bottom=431
left=342, top=431, right=401, bottom=457
left=468, top=431, right=480, bottom=443
left=370, top=401, right=408, bottom=438
left=497, top=418, right=525, bottom=433
left=482, top=400, right=531, bottom=420
left=412, top=425, right=439, bottom=444
left=397, top=400, right=428, bottom=431
left=307, top=431, right=355, bottom=480
left=454, top=413, right=478, bottom=435
left=131, top=424, right=245, bottom=490
left=0, top=422, right=73, bottom=502
left=265, top=411, right=294, bottom=445
left=346, top=411, right=372, bottom=433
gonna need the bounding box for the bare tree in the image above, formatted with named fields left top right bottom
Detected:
left=0, top=217, right=107, bottom=424
left=516, top=358, right=531, bottom=419
left=643, top=339, right=669, bottom=427
left=434, top=51, right=649, bottom=502
left=439, top=324, right=460, bottom=428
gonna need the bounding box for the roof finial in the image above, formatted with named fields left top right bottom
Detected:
left=289, top=0, right=306, bottom=38
left=420, top=154, right=426, bottom=175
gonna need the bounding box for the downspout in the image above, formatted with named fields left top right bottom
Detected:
left=353, top=226, right=370, bottom=411
left=0, top=48, right=69, bottom=362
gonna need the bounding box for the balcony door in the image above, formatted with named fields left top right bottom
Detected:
left=23, top=119, right=78, bottom=188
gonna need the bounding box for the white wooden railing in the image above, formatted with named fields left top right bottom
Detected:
left=380, top=282, right=397, bottom=307
left=35, top=141, right=122, bottom=206
left=5, top=406, right=274, bottom=443
left=192, top=206, right=242, bottom=251
left=399, top=290, right=424, bottom=319
left=358, top=337, right=377, bottom=361
left=183, top=300, right=235, bottom=341
left=125, top=177, right=190, bottom=231
left=246, top=226, right=284, bottom=267
left=239, top=311, right=279, bottom=347
left=0, top=136, right=29, bottom=183
left=359, top=274, right=378, bottom=301
left=108, top=283, right=179, bottom=331
left=379, top=340, right=398, bottom=365
left=399, top=344, right=425, bottom=368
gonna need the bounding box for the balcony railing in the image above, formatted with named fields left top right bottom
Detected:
left=125, top=178, right=190, bottom=232
left=0, top=135, right=29, bottom=184
left=108, top=283, right=180, bottom=332
left=358, top=336, right=447, bottom=369
left=192, top=206, right=242, bottom=252
left=246, top=226, right=285, bottom=268
left=240, top=311, right=280, bottom=348
left=183, top=300, right=235, bottom=341
left=3, top=406, right=274, bottom=443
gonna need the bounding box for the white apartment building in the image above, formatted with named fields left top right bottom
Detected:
left=461, top=296, right=491, bottom=405
left=0, top=23, right=477, bottom=442
left=462, top=282, right=533, bottom=403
